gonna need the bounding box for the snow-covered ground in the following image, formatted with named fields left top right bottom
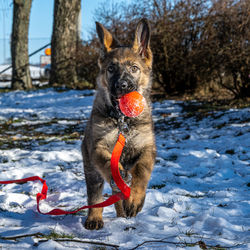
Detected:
left=0, top=89, right=249, bottom=249
left=0, top=64, right=44, bottom=79
left=0, top=64, right=45, bottom=88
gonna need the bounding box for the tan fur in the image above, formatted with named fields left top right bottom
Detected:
left=82, top=19, right=156, bottom=230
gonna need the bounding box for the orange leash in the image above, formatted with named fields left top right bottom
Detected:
left=0, top=133, right=130, bottom=215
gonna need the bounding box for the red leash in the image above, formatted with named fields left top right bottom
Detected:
left=0, top=133, right=130, bottom=215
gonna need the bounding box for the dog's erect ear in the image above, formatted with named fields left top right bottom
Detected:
left=96, top=22, right=120, bottom=54
left=133, top=18, right=152, bottom=67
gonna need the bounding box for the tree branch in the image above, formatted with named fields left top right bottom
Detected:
left=36, top=238, right=119, bottom=249
left=0, top=232, right=44, bottom=241
left=0, top=233, right=119, bottom=249
left=131, top=239, right=244, bottom=250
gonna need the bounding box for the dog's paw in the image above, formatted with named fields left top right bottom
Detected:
left=84, top=218, right=104, bottom=230
left=123, top=192, right=145, bottom=218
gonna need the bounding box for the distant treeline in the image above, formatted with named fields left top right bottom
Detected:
left=77, top=0, right=250, bottom=98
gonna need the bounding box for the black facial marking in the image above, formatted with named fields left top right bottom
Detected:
left=107, top=62, right=140, bottom=103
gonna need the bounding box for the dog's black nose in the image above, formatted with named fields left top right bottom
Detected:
left=115, top=80, right=128, bottom=90
left=120, top=80, right=128, bottom=90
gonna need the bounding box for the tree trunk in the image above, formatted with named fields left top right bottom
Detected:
left=50, top=0, right=81, bottom=88
left=11, top=0, right=32, bottom=90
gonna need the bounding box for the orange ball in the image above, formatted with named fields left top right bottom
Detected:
left=119, top=91, right=145, bottom=117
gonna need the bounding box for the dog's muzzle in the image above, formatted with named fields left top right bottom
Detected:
left=114, top=79, right=137, bottom=99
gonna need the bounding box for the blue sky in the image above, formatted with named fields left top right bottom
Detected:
left=0, top=0, right=124, bottom=64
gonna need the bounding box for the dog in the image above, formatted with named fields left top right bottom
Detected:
left=81, top=18, right=156, bottom=230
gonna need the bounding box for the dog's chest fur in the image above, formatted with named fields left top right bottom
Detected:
left=92, top=105, right=154, bottom=171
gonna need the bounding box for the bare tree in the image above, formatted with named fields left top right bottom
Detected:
left=201, top=0, right=250, bottom=98
left=50, top=0, right=81, bottom=88
left=78, top=0, right=250, bottom=98
left=11, top=0, right=32, bottom=90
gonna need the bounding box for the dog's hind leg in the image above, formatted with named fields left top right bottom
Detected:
left=111, top=170, right=132, bottom=218
left=113, top=190, right=125, bottom=217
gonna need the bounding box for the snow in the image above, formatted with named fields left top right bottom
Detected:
left=0, top=64, right=44, bottom=79
left=0, top=88, right=249, bottom=249
left=0, top=64, right=46, bottom=88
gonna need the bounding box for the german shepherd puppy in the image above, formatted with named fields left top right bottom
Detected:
left=82, top=19, right=156, bottom=230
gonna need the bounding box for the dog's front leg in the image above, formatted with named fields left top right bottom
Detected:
left=93, top=147, right=127, bottom=218
left=123, top=148, right=155, bottom=217
left=84, top=168, right=104, bottom=230
left=93, top=147, right=125, bottom=183
left=83, top=148, right=113, bottom=230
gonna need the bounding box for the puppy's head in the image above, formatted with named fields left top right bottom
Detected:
left=96, top=19, right=152, bottom=106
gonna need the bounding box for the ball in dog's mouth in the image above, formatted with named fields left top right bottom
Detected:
left=118, top=91, right=145, bottom=117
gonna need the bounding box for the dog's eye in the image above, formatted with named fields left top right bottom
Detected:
left=130, top=65, right=139, bottom=73
left=107, top=65, right=115, bottom=73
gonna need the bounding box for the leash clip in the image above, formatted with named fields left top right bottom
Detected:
left=118, top=115, right=129, bottom=133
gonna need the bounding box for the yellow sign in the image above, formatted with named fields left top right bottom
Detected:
left=45, top=48, right=51, bottom=56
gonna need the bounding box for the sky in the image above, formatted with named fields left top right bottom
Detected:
left=0, top=0, right=124, bottom=65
